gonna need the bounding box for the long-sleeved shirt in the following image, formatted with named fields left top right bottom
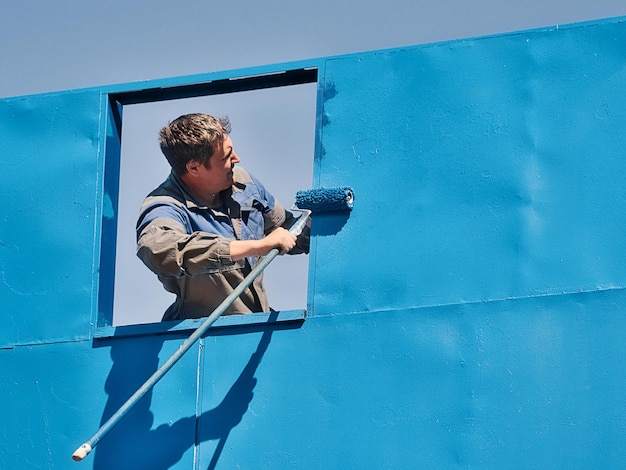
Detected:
left=136, top=166, right=309, bottom=321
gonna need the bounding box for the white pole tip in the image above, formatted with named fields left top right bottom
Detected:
left=71, top=443, right=92, bottom=462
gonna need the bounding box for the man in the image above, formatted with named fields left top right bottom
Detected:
left=136, top=113, right=309, bottom=321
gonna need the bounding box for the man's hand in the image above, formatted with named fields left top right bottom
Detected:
left=264, top=227, right=297, bottom=255
left=229, top=227, right=297, bottom=260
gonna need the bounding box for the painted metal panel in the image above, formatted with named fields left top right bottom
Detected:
left=90, top=336, right=199, bottom=470
left=193, top=288, right=626, bottom=468
left=0, top=336, right=199, bottom=469
left=4, top=291, right=624, bottom=468
left=0, top=90, right=103, bottom=347
left=311, top=19, right=626, bottom=316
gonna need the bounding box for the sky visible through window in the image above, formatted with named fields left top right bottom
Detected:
left=113, top=83, right=317, bottom=326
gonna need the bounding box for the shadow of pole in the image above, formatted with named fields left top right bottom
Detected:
left=92, top=312, right=284, bottom=470
left=92, top=334, right=184, bottom=470
left=200, top=311, right=278, bottom=470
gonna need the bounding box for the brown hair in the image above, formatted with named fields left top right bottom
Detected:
left=159, top=113, right=232, bottom=176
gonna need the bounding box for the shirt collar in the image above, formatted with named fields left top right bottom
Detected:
left=169, top=171, right=245, bottom=212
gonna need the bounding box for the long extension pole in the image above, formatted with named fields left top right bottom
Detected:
left=72, top=211, right=310, bottom=462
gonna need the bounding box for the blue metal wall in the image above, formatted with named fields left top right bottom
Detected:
left=1, top=16, right=626, bottom=469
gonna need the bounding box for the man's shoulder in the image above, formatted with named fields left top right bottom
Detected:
left=233, top=167, right=272, bottom=194
left=140, top=174, right=188, bottom=214
left=233, top=166, right=253, bottom=184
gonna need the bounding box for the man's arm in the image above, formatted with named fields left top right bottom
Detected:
left=137, top=218, right=236, bottom=278
left=230, top=227, right=297, bottom=260
left=137, top=218, right=297, bottom=278
left=233, top=167, right=310, bottom=255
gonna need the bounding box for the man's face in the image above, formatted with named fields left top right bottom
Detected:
left=203, top=134, right=240, bottom=191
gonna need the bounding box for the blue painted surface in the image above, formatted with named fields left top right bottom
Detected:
left=1, top=15, right=626, bottom=469
left=312, top=21, right=626, bottom=317
left=0, top=90, right=102, bottom=347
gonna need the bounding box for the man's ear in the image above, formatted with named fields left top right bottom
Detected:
left=186, top=159, right=200, bottom=176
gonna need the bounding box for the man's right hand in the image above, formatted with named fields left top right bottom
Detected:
left=229, top=227, right=297, bottom=260
left=264, top=227, right=297, bottom=255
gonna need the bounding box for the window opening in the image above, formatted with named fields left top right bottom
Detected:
left=107, top=75, right=317, bottom=327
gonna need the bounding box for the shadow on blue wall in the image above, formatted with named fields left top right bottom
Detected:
left=92, top=313, right=284, bottom=469
left=199, top=316, right=277, bottom=469
left=312, top=212, right=351, bottom=237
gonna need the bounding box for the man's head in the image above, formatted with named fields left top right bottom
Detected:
left=159, top=113, right=232, bottom=176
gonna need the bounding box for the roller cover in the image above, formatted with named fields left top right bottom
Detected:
left=295, top=187, right=354, bottom=213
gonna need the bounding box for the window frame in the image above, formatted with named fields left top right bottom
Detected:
left=95, top=68, right=318, bottom=338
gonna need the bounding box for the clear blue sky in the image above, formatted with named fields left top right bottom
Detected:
left=2, top=1, right=624, bottom=325
left=1, top=0, right=624, bottom=99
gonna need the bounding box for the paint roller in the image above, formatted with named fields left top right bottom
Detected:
left=294, top=186, right=354, bottom=213
left=71, top=186, right=353, bottom=462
